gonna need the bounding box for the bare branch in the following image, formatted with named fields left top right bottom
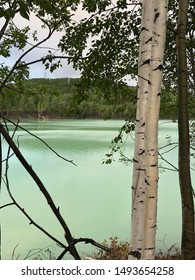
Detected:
left=0, top=121, right=81, bottom=259
left=158, top=152, right=179, bottom=172
left=0, top=202, right=15, bottom=210
left=56, top=248, right=69, bottom=260
left=14, top=55, right=87, bottom=70
left=11, top=244, right=19, bottom=260
left=74, top=238, right=111, bottom=252
left=0, top=27, right=55, bottom=92
left=158, top=142, right=179, bottom=154
left=56, top=238, right=111, bottom=260
left=0, top=116, right=76, bottom=166
left=23, top=244, right=56, bottom=260
left=2, top=138, right=68, bottom=250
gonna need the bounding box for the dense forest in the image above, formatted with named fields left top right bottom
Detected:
left=0, top=77, right=194, bottom=120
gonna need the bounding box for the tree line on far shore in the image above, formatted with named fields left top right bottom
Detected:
left=1, top=77, right=192, bottom=120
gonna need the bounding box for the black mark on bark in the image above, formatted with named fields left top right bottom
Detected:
left=145, top=37, right=152, bottom=44
left=153, top=64, right=163, bottom=71
left=145, top=179, right=150, bottom=185
left=141, top=59, right=150, bottom=66
left=138, top=149, right=145, bottom=155
left=154, top=12, right=160, bottom=23
left=129, top=250, right=141, bottom=259
left=141, top=27, right=149, bottom=32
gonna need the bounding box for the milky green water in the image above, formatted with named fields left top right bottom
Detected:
left=1, top=119, right=186, bottom=259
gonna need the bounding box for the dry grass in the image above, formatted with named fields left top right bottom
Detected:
left=88, top=236, right=182, bottom=260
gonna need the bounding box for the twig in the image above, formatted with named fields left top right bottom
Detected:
left=0, top=122, right=81, bottom=259
left=23, top=244, right=56, bottom=260
left=74, top=238, right=111, bottom=253
left=56, top=238, right=111, bottom=260
left=0, top=202, right=15, bottom=210
left=158, top=152, right=179, bottom=172
left=11, top=244, right=19, bottom=260
left=15, top=55, right=87, bottom=70
left=3, top=179, right=68, bottom=249
left=1, top=120, right=110, bottom=260
left=2, top=123, right=68, bottom=250
left=3, top=180, right=67, bottom=248
left=0, top=116, right=76, bottom=166
left=57, top=248, right=69, bottom=260
left=0, top=28, right=55, bottom=92
left=158, top=142, right=179, bottom=154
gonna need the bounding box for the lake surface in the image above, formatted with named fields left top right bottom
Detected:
left=1, top=119, right=191, bottom=259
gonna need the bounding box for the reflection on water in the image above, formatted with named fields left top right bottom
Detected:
left=1, top=119, right=186, bottom=259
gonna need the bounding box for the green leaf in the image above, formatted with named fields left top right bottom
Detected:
left=4, top=8, right=15, bottom=19
left=18, top=0, right=30, bottom=20
left=19, top=9, right=29, bottom=20
left=0, top=8, right=5, bottom=18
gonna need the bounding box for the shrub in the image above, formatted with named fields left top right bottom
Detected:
left=91, top=236, right=129, bottom=260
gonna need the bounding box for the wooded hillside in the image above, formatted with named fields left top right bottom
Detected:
left=0, top=78, right=193, bottom=120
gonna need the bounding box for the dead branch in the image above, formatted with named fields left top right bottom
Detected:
left=1, top=121, right=110, bottom=259
left=158, top=152, right=179, bottom=172
left=3, top=124, right=68, bottom=250
left=0, top=116, right=76, bottom=166
left=57, top=238, right=111, bottom=260
left=74, top=238, right=111, bottom=252
left=0, top=121, right=81, bottom=259
left=0, top=203, right=15, bottom=210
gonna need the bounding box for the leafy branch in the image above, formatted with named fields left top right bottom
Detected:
left=0, top=27, right=55, bottom=91
left=103, top=119, right=135, bottom=164
left=103, top=120, right=195, bottom=174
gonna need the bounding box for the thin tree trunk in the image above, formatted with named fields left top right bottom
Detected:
left=129, top=0, right=169, bottom=260
left=177, top=0, right=195, bottom=260
left=129, top=0, right=154, bottom=260
left=142, top=0, right=169, bottom=260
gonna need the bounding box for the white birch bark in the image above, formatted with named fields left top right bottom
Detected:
left=142, top=0, right=169, bottom=260
left=129, top=0, right=169, bottom=260
left=128, top=0, right=154, bottom=260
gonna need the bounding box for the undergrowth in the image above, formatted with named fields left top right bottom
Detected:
left=10, top=236, right=181, bottom=260
left=88, top=236, right=181, bottom=260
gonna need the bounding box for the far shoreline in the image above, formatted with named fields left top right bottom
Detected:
left=0, top=110, right=184, bottom=122
left=0, top=110, right=132, bottom=121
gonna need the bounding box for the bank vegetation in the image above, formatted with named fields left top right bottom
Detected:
left=1, top=78, right=194, bottom=120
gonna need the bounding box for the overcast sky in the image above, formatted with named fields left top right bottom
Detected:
left=33, top=5, right=89, bottom=79
left=2, top=5, right=136, bottom=85
left=1, top=10, right=82, bottom=80
left=25, top=9, right=87, bottom=79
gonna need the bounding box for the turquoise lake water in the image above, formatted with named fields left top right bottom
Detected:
left=1, top=119, right=191, bottom=259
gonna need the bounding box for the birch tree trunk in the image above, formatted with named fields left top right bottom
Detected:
left=142, top=0, right=169, bottom=260
left=129, top=0, right=154, bottom=260
left=177, top=0, right=195, bottom=260
left=129, top=0, right=169, bottom=260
